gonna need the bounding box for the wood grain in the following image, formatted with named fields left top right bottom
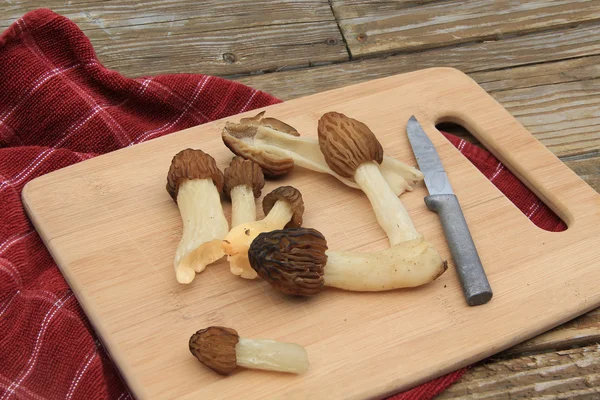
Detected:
left=508, top=308, right=600, bottom=356
left=21, top=68, right=600, bottom=400
left=437, top=344, right=600, bottom=399
left=238, top=34, right=600, bottom=157
left=0, top=1, right=347, bottom=77
left=484, top=77, right=600, bottom=157
left=331, top=0, right=600, bottom=58
left=235, top=23, right=600, bottom=100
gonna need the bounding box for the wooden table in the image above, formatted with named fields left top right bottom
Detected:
left=3, top=1, right=599, bottom=398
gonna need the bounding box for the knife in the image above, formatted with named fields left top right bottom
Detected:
left=406, top=116, right=493, bottom=306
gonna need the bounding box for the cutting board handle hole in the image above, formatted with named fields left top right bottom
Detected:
left=435, top=122, right=568, bottom=232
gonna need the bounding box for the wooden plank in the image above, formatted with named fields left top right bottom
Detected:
left=0, top=0, right=336, bottom=31
left=508, top=308, right=600, bottom=355
left=470, top=55, right=600, bottom=92
left=563, top=156, right=600, bottom=194
left=483, top=77, right=600, bottom=157
left=236, top=24, right=600, bottom=101
left=21, top=68, right=600, bottom=400
left=238, top=44, right=600, bottom=157
left=437, top=344, right=600, bottom=399
left=331, top=0, right=600, bottom=58
left=0, top=1, right=347, bottom=77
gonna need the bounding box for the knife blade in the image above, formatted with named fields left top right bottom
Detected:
left=406, top=115, right=493, bottom=306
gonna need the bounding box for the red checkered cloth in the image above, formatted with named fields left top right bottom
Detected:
left=0, top=8, right=567, bottom=400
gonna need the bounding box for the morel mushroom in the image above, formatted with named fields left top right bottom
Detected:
left=318, top=112, right=421, bottom=245
left=222, top=111, right=423, bottom=196
left=189, top=326, right=309, bottom=375
left=223, top=157, right=265, bottom=227
left=222, top=186, right=304, bottom=279
left=248, top=228, right=447, bottom=296
left=167, top=149, right=229, bottom=284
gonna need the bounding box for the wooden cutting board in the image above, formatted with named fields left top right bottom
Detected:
left=22, top=68, right=600, bottom=400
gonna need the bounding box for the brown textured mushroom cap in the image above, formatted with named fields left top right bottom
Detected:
left=317, top=112, right=384, bottom=178
left=166, top=149, right=224, bottom=202
left=248, top=228, right=327, bottom=296
left=240, top=110, right=299, bottom=136
left=223, top=157, right=265, bottom=199
left=262, top=186, right=304, bottom=228
left=189, top=326, right=239, bottom=375
left=222, top=111, right=299, bottom=177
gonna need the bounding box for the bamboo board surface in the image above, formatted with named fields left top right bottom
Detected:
left=21, top=68, right=600, bottom=400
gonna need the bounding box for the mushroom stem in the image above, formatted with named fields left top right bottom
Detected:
left=224, top=199, right=294, bottom=257
left=262, top=199, right=294, bottom=226
left=189, top=326, right=309, bottom=375
left=248, top=228, right=447, bottom=296
left=353, top=162, right=421, bottom=245
left=253, top=126, right=421, bottom=195
left=230, top=184, right=257, bottom=227
left=323, top=238, right=447, bottom=291
left=222, top=186, right=304, bottom=280
left=175, top=179, right=229, bottom=283
left=222, top=199, right=294, bottom=280
left=235, top=337, right=309, bottom=374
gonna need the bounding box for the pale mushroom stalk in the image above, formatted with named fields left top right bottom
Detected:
left=222, top=186, right=304, bottom=279
left=318, top=111, right=421, bottom=245
left=175, top=179, right=229, bottom=282
left=230, top=185, right=256, bottom=227
left=222, top=111, right=424, bottom=196
left=223, top=157, right=265, bottom=229
left=189, top=326, right=309, bottom=375
left=353, top=161, right=420, bottom=244
left=248, top=228, right=447, bottom=297
left=167, top=149, right=229, bottom=284
left=322, top=239, right=446, bottom=291
left=252, top=132, right=418, bottom=195
left=235, top=337, right=308, bottom=374
left=223, top=157, right=265, bottom=277
left=226, top=201, right=293, bottom=279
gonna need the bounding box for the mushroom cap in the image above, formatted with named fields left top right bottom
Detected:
left=223, top=156, right=265, bottom=199
left=222, top=111, right=299, bottom=177
left=248, top=227, right=328, bottom=296
left=240, top=110, right=299, bottom=135
left=189, top=326, right=239, bottom=375
left=317, top=111, right=384, bottom=178
left=262, top=186, right=304, bottom=228
left=166, top=148, right=224, bottom=202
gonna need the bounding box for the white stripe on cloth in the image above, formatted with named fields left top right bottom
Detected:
left=0, top=231, right=34, bottom=256
left=55, top=78, right=153, bottom=149
left=0, top=64, right=81, bottom=127
left=0, top=290, right=21, bottom=318
left=138, top=78, right=152, bottom=96
left=1, top=292, right=74, bottom=400
left=489, top=161, right=504, bottom=182
left=17, top=18, right=132, bottom=147
left=64, top=349, right=97, bottom=400
left=527, top=199, right=542, bottom=219
left=0, top=149, right=56, bottom=193
left=239, top=89, right=258, bottom=113
left=0, top=259, right=21, bottom=285
left=0, top=372, right=47, bottom=400
left=0, top=291, right=82, bottom=322
left=144, top=79, right=209, bottom=122
left=134, top=76, right=211, bottom=144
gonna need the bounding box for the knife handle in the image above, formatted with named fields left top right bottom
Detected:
left=424, top=194, right=493, bottom=306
